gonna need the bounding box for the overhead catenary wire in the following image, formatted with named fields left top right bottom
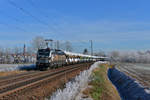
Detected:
left=0, top=4, right=50, bottom=34
left=25, top=0, right=49, bottom=18
left=0, top=9, right=30, bottom=32
left=5, top=0, right=62, bottom=35
left=0, top=21, right=28, bottom=32
left=25, top=0, right=63, bottom=34
left=25, top=0, right=57, bottom=29
left=7, top=0, right=49, bottom=27
left=0, top=10, right=24, bottom=23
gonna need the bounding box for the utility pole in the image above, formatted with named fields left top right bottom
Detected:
left=23, top=44, right=26, bottom=63
left=54, top=41, right=56, bottom=49
left=90, top=40, right=93, bottom=56
left=56, top=40, right=60, bottom=49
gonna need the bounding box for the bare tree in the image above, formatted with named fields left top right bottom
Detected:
left=0, top=47, right=4, bottom=57
left=64, top=41, right=73, bottom=52
left=94, top=50, right=106, bottom=56
left=110, top=51, right=120, bottom=58
left=31, top=36, right=46, bottom=51
left=109, top=51, right=120, bottom=61
left=108, top=50, right=150, bottom=63
left=14, top=47, right=20, bottom=54
left=26, top=46, right=34, bottom=55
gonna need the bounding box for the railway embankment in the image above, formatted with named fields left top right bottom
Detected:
left=108, top=67, right=150, bottom=100
left=50, top=62, right=121, bottom=100
left=78, top=64, right=120, bottom=100
left=86, top=64, right=120, bottom=100
left=0, top=63, right=92, bottom=100
left=50, top=62, right=100, bottom=100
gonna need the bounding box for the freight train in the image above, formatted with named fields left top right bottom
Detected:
left=36, top=48, right=107, bottom=70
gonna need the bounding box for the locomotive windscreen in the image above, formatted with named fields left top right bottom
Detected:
left=37, top=49, right=50, bottom=57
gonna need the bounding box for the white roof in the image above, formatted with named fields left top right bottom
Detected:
left=64, top=51, right=108, bottom=59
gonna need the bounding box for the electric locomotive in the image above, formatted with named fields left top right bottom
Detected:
left=36, top=48, right=66, bottom=70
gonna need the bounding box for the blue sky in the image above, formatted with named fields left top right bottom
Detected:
left=0, top=0, right=150, bottom=52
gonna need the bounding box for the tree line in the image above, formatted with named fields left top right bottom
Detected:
left=0, top=36, right=73, bottom=64
left=109, top=50, right=150, bottom=63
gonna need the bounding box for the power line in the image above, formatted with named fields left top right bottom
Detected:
left=25, top=0, right=49, bottom=18
left=0, top=21, right=28, bottom=32
left=0, top=10, right=28, bottom=32
left=0, top=10, right=24, bottom=23
left=25, top=0, right=62, bottom=34
left=7, top=0, right=49, bottom=27
left=6, top=0, right=62, bottom=35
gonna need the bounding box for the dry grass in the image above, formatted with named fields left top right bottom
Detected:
left=82, top=86, right=93, bottom=96
left=0, top=71, right=25, bottom=77
left=82, top=64, right=121, bottom=100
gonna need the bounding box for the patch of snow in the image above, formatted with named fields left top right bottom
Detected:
left=0, top=64, right=35, bottom=72
left=49, top=61, right=107, bottom=100
left=75, top=86, right=93, bottom=100
left=145, top=89, right=150, bottom=94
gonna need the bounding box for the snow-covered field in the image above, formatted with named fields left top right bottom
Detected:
left=0, top=64, right=36, bottom=72
left=49, top=61, right=107, bottom=100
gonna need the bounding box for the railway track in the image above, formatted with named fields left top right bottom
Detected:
left=117, top=64, right=150, bottom=87
left=0, top=63, right=92, bottom=100
left=0, top=65, right=76, bottom=87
